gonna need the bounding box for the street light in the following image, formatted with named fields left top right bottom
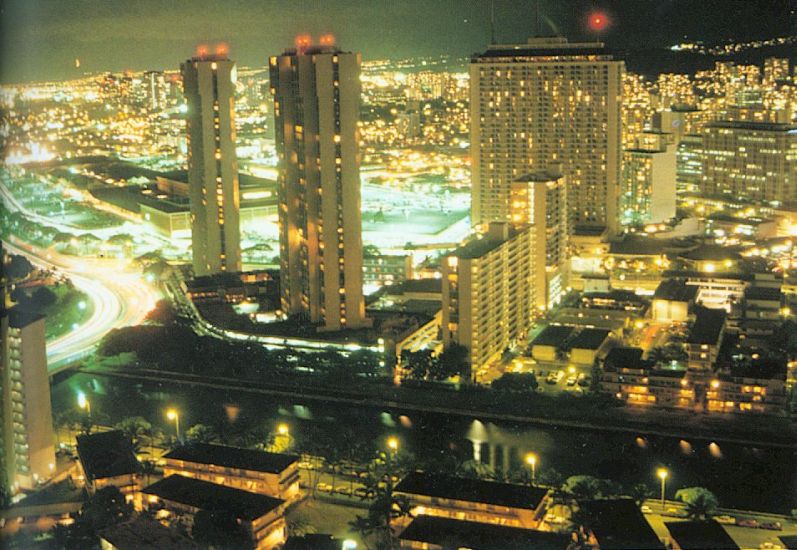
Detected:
left=657, top=468, right=668, bottom=510
left=387, top=437, right=399, bottom=454
left=277, top=423, right=289, bottom=437
left=525, top=453, right=537, bottom=485
left=166, top=409, right=180, bottom=440
left=77, top=392, right=91, bottom=416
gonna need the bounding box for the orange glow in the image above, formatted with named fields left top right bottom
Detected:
left=196, top=44, right=209, bottom=58
left=215, top=42, right=229, bottom=56
left=295, top=34, right=312, bottom=52
left=319, top=33, right=336, bottom=46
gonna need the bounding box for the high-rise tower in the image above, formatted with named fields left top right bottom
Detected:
left=470, top=37, right=624, bottom=234
left=181, top=50, right=242, bottom=277
left=270, top=41, right=367, bottom=331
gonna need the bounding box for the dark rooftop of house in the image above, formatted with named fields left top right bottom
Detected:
left=664, top=520, right=740, bottom=550
left=578, top=498, right=665, bottom=550
left=98, top=517, right=198, bottom=550
left=452, top=235, right=507, bottom=260
left=687, top=306, right=727, bottom=345
left=679, top=244, right=742, bottom=262
left=724, top=356, right=787, bottom=381
left=142, top=475, right=283, bottom=521
left=164, top=442, right=298, bottom=474
left=395, top=278, right=443, bottom=295
left=604, top=347, right=648, bottom=371
left=394, top=471, right=549, bottom=511
left=76, top=430, right=140, bottom=481
left=532, top=325, right=575, bottom=347
left=398, top=516, right=570, bottom=550
left=654, top=279, right=698, bottom=302
left=567, top=328, right=611, bottom=350
left=610, top=236, right=676, bottom=256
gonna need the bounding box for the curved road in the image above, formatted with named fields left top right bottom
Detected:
left=5, top=237, right=160, bottom=373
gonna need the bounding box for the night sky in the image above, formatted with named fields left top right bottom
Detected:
left=1, top=0, right=795, bottom=83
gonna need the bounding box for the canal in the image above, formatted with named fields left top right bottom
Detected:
left=52, top=372, right=797, bottom=514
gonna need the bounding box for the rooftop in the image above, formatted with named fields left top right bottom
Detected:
left=164, top=442, right=298, bottom=474
left=98, top=517, right=198, bottom=550
left=76, top=430, right=140, bottom=481
left=532, top=325, right=575, bottom=348
left=567, top=328, right=611, bottom=351
left=578, top=498, right=665, bottom=550
left=664, top=520, right=739, bottom=550
left=142, top=475, right=283, bottom=521
left=604, top=347, right=647, bottom=371
left=744, top=285, right=782, bottom=302
left=8, top=307, right=45, bottom=329
left=679, top=244, right=742, bottom=262
left=398, top=516, right=570, bottom=550
left=653, top=279, right=698, bottom=302
left=394, top=471, right=549, bottom=511
left=687, top=306, right=727, bottom=345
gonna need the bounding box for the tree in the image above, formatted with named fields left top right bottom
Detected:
left=81, top=486, right=133, bottom=531
left=562, top=475, right=606, bottom=501
left=456, top=459, right=497, bottom=480
left=192, top=509, right=252, bottom=549
left=114, top=416, right=152, bottom=451
left=6, top=254, right=33, bottom=280
left=647, top=347, right=668, bottom=366
left=675, top=487, right=719, bottom=520
left=433, top=343, right=469, bottom=380
left=491, top=372, right=538, bottom=393
left=185, top=423, right=218, bottom=444
left=401, top=349, right=435, bottom=380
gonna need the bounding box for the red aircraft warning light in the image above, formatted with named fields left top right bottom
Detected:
left=295, top=34, right=312, bottom=53
left=319, top=34, right=336, bottom=46
left=588, top=11, right=610, bottom=33
left=215, top=43, right=229, bottom=57
left=196, top=44, right=210, bottom=58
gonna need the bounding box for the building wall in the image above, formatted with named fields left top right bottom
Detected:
left=162, top=460, right=301, bottom=501
left=270, top=47, right=367, bottom=331
left=2, top=316, right=55, bottom=490
left=181, top=56, right=242, bottom=276
left=442, top=224, right=535, bottom=371
left=470, top=38, right=623, bottom=234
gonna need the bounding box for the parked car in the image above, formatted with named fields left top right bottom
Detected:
left=566, top=376, right=577, bottom=386
left=760, top=521, right=782, bottom=531
left=353, top=487, right=372, bottom=499
left=640, top=505, right=652, bottom=514
left=737, top=518, right=759, bottom=528
left=714, top=515, right=736, bottom=525
left=334, top=486, right=351, bottom=496
left=316, top=483, right=332, bottom=493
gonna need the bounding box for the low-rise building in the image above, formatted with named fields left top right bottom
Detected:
left=397, top=515, right=570, bottom=550
left=687, top=307, right=726, bottom=372
left=393, top=471, right=550, bottom=530
left=567, top=328, right=613, bottom=366
left=142, top=474, right=286, bottom=549
left=706, top=360, right=788, bottom=415
left=576, top=498, right=664, bottom=549
left=530, top=325, right=574, bottom=362
left=162, top=443, right=300, bottom=501
left=362, top=253, right=413, bottom=288
left=601, top=347, right=694, bottom=409
left=76, top=430, right=140, bottom=497
left=98, top=516, right=198, bottom=550
left=652, top=279, right=697, bottom=323
left=665, top=520, right=740, bottom=550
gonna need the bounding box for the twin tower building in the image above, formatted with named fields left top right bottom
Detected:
left=181, top=43, right=366, bottom=332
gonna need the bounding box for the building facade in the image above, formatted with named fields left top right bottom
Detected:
left=181, top=53, right=242, bottom=277
left=621, top=132, right=677, bottom=225
left=510, top=170, right=568, bottom=310
left=470, top=37, right=623, bottom=234
left=701, top=120, right=797, bottom=203
left=270, top=44, right=367, bottom=331
left=1, top=309, right=56, bottom=491
left=441, top=222, right=535, bottom=372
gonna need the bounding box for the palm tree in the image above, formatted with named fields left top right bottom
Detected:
left=675, top=487, right=719, bottom=520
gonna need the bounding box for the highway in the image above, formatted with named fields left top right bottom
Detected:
left=5, top=237, right=160, bottom=373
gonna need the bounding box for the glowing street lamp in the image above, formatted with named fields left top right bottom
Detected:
left=657, top=468, right=669, bottom=509
left=387, top=437, right=399, bottom=454
left=525, top=453, right=537, bottom=485
left=77, top=392, right=91, bottom=416
left=166, top=409, right=180, bottom=439
left=277, top=423, right=289, bottom=437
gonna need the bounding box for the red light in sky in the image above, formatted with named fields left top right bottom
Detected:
left=319, top=34, right=335, bottom=46
left=215, top=43, right=229, bottom=56
left=196, top=44, right=209, bottom=58
left=587, top=11, right=610, bottom=32
left=295, top=34, right=312, bottom=52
